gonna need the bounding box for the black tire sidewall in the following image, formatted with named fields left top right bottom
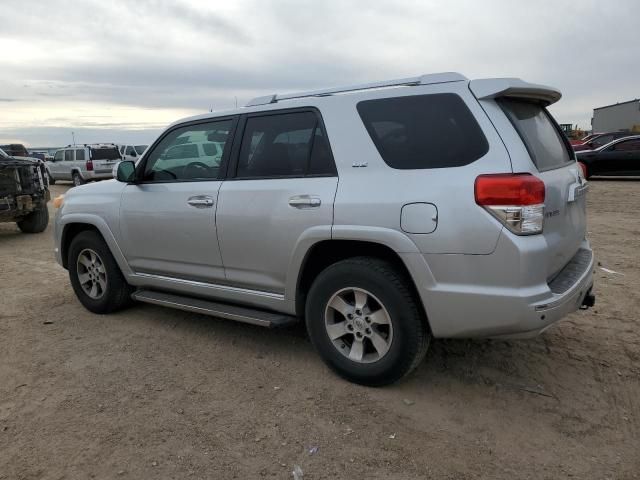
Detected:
left=17, top=206, right=49, bottom=233
left=68, top=231, right=129, bottom=314
left=306, top=260, right=425, bottom=385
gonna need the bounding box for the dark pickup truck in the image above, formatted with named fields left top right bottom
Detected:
left=0, top=147, right=50, bottom=233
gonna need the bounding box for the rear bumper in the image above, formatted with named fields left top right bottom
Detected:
left=404, top=238, right=595, bottom=338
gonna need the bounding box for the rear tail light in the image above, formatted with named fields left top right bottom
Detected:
left=578, top=162, right=588, bottom=179
left=475, top=173, right=545, bottom=235
left=86, top=160, right=94, bottom=171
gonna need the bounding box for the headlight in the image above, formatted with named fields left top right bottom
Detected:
left=53, top=195, right=65, bottom=208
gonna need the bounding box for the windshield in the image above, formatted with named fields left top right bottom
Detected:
left=499, top=98, right=573, bottom=171
left=134, top=145, right=148, bottom=155
left=90, top=147, right=121, bottom=160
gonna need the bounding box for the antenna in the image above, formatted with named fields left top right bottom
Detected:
left=235, top=96, right=238, bottom=108
left=71, top=131, right=76, bottom=146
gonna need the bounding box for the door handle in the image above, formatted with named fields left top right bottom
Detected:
left=187, top=195, right=214, bottom=208
left=288, top=195, right=321, bottom=209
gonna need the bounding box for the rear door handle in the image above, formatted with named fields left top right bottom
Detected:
left=187, top=195, right=214, bottom=208
left=288, top=195, right=321, bottom=209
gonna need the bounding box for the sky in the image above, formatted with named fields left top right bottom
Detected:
left=0, top=0, right=637, bottom=147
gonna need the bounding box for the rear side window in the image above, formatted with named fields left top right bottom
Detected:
left=236, top=111, right=335, bottom=178
left=64, top=150, right=74, bottom=161
left=498, top=98, right=572, bottom=171
left=75, top=149, right=85, bottom=161
left=357, top=93, right=488, bottom=169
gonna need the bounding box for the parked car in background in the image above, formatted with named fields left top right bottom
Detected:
left=0, top=147, right=50, bottom=233
left=569, top=133, right=600, bottom=146
left=576, top=135, right=640, bottom=178
left=47, top=144, right=121, bottom=186
left=53, top=73, right=594, bottom=386
left=573, top=131, right=635, bottom=152
left=0, top=144, right=30, bottom=157
left=119, top=144, right=148, bottom=162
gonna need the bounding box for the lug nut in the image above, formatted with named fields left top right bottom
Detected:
left=355, top=309, right=362, bottom=315
left=365, top=328, right=371, bottom=334
left=365, top=317, right=371, bottom=323
left=347, top=324, right=354, bottom=331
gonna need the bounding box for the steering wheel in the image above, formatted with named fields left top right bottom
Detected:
left=183, top=161, right=211, bottom=178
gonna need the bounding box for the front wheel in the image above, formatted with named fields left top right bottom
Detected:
left=17, top=205, right=49, bottom=233
left=68, top=231, right=132, bottom=314
left=305, top=257, right=430, bottom=386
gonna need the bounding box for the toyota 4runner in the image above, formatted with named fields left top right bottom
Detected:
left=53, top=73, right=595, bottom=385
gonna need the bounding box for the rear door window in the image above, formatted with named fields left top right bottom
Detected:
left=75, top=149, right=85, bottom=161
left=357, top=93, right=489, bottom=169
left=498, top=98, right=572, bottom=171
left=64, top=150, right=74, bottom=161
left=235, top=111, right=335, bottom=178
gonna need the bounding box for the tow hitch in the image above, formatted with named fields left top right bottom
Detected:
left=580, top=289, right=596, bottom=310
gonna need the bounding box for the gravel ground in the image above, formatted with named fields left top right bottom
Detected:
left=1, top=180, right=639, bottom=479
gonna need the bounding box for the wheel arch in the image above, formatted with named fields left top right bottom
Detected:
left=59, top=215, right=132, bottom=277
left=294, top=239, right=434, bottom=329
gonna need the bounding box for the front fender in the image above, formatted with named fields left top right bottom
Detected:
left=56, top=212, right=132, bottom=276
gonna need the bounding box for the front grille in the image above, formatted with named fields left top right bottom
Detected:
left=548, top=248, right=593, bottom=294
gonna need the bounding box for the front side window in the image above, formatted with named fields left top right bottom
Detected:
left=54, top=150, right=63, bottom=161
left=236, top=111, right=335, bottom=178
left=126, top=146, right=136, bottom=156
left=143, top=119, right=233, bottom=181
left=499, top=98, right=572, bottom=171
left=135, top=145, right=148, bottom=155
left=357, top=93, right=489, bottom=170
left=592, top=135, right=614, bottom=148
left=64, top=150, right=74, bottom=161
left=75, top=149, right=86, bottom=161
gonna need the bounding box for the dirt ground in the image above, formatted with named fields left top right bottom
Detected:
left=1, top=180, right=639, bottom=479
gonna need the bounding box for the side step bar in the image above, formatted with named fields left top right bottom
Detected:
left=131, top=290, right=298, bottom=328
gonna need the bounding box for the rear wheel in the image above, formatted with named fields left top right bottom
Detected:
left=305, top=257, right=430, bottom=386
left=17, top=205, right=49, bottom=233
left=68, top=231, right=132, bottom=314
left=72, top=172, right=85, bottom=187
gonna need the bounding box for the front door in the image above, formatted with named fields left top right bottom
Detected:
left=118, top=118, right=237, bottom=283
left=217, top=109, right=338, bottom=293
left=608, top=137, right=640, bottom=175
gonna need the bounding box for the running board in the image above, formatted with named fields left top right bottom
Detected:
left=131, top=290, right=298, bottom=328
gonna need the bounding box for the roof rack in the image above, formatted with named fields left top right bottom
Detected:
left=245, top=72, right=467, bottom=107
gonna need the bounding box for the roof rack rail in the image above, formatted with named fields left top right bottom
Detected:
left=245, top=72, right=467, bottom=107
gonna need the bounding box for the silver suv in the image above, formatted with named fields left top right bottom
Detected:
left=47, top=144, right=122, bottom=186
left=53, top=73, right=595, bottom=385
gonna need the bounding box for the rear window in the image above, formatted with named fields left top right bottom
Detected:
left=90, top=147, right=121, bottom=161
left=498, top=98, right=572, bottom=171
left=357, top=93, right=489, bottom=169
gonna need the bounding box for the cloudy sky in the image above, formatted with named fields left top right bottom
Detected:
left=0, top=0, right=637, bottom=147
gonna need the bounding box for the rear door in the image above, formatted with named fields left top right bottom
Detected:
left=217, top=109, right=338, bottom=293
left=90, top=146, right=120, bottom=175
left=497, top=98, right=587, bottom=277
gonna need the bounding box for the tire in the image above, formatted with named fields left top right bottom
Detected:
left=17, top=205, right=49, bottom=233
left=47, top=171, right=56, bottom=185
left=72, top=172, right=85, bottom=187
left=305, top=257, right=430, bottom=386
left=68, top=231, right=133, bottom=314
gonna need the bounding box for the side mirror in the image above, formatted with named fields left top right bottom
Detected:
left=116, top=161, right=136, bottom=182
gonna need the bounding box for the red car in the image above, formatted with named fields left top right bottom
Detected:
left=570, top=133, right=600, bottom=146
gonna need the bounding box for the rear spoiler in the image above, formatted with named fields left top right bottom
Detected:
left=469, top=78, right=561, bottom=106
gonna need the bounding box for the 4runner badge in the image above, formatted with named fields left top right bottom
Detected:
left=352, top=161, right=368, bottom=168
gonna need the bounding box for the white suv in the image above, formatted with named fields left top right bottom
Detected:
left=48, top=144, right=122, bottom=186
left=119, top=144, right=149, bottom=162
